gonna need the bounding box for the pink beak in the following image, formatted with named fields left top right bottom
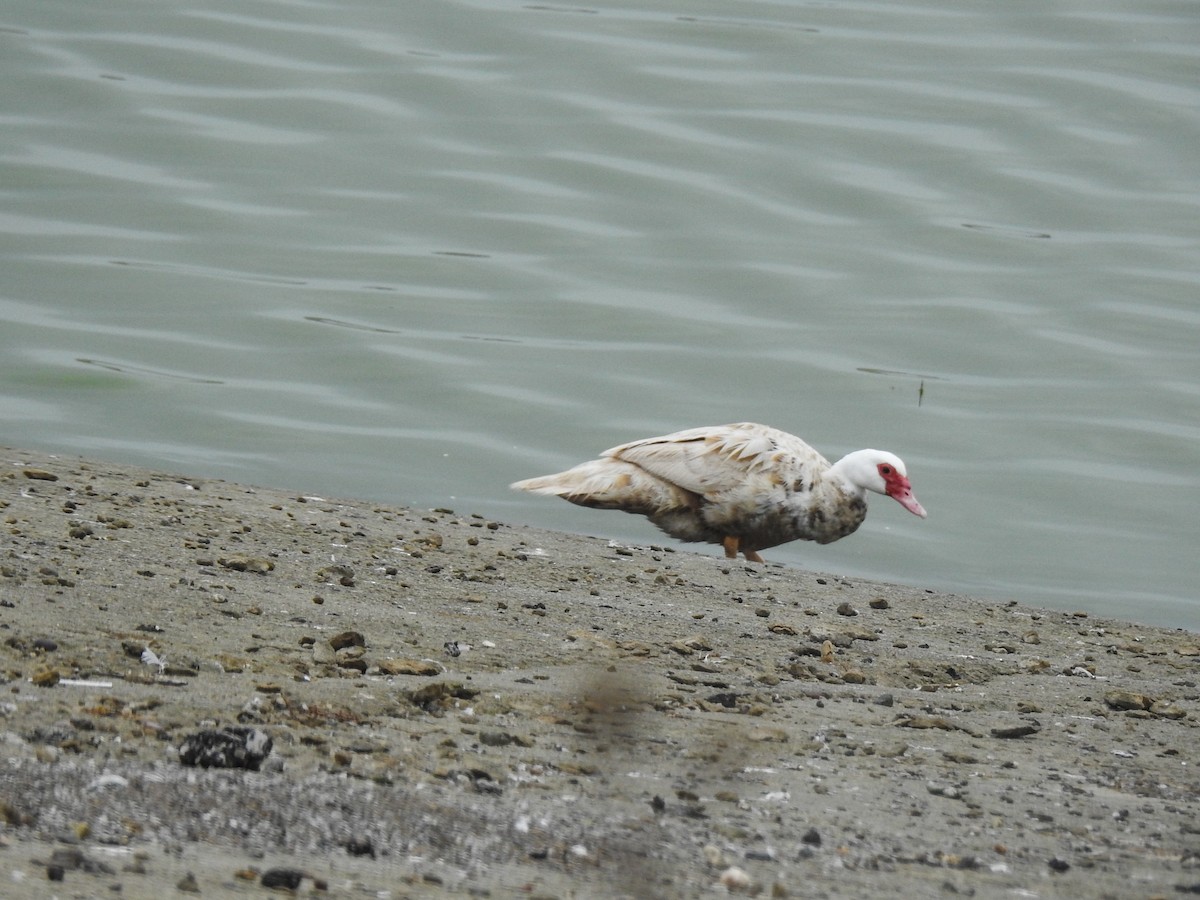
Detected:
left=888, top=478, right=927, bottom=519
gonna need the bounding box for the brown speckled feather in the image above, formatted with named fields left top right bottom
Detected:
left=512, top=423, right=924, bottom=561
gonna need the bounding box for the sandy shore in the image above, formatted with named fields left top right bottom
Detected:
left=0, top=446, right=1197, bottom=899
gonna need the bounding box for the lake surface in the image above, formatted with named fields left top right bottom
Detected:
left=2, top=0, right=1198, bottom=629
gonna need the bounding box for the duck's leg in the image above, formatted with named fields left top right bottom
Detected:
left=722, top=536, right=740, bottom=559
left=743, top=549, right=765, bottom=563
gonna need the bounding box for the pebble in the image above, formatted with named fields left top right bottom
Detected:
left=990, top=722, right=1040, bottom=739
left=718, top=866, right=753, bottom=892
left=30, top=665, right=60, bottom=687
left=217, top=555, right=274, bottom=574
left=1150, top=700, right=1186, bottom=719
left=261, top=867, right=327, bottom=890
left=927, top=782, right=965, bottom=800
left=176, top=871, right=201, bottom=892
left=178, top=726, right=273, bottom=770
left=1104, top=690, right=1153, bottom=711
left=330, top=630, right=366, bottom=651
left=46, top=847, right=113, bottom=875
left=377, top=658, right=442, bottom=676
left=669, top=635, right=712, bottom=655
left=316, top=564, right=356, bottom=586
left=345, top=836, right=376, bottom=858
left=86, top=773, right=129, bottom=791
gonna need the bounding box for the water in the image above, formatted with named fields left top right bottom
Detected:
left=2, top=0, right=1198, bottom=629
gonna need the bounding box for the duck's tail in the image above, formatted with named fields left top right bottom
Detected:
left=511, top=459, right=696, bottom=514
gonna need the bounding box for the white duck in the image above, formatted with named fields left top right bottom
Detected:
left=511, top=422, right=926, bottom=562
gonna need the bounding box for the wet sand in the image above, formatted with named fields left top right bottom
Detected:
left=0, top=447, right=1197, bottom=898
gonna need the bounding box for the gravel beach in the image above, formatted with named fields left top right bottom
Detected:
left=1, top=447, right=1197, bottom=899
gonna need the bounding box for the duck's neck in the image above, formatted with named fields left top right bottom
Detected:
left=827, top=450, right=877, bottom=496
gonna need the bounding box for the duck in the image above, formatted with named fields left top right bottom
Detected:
left=510, top=422, right=926, bottom=562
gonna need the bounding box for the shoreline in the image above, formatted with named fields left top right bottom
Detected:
left=1, top=447, right=1197, bottom=898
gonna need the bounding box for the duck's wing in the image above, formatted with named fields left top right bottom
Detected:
left=603, top=423, right=831, bottom=499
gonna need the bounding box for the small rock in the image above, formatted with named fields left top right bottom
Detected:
left=316, top=564, right=356, bottom=586
left=480, top=731, right=533, bottom=747
left=176, top=871, right=201, bottom=893
left=329, top=630, right=365, bottom=651
left=261, top=868, right=326, bottom=890
left=868, top=597, right=889, bottom=609
left=801, top=827, right=822, bottom=846
left=895, top=714, right=955, bottom=731
left=377, top=658, right=441, bottom=676
left=311, top=642, right=337, bottom=665
left=179, top=726, right=273, bottom=771
left=719, top=866, right=754, bottom=892
left=1150, top=700, right=1186, bottom=720
left=86, top=773, right=129, bottom=791
left=835, top=602, right=858, bottom=617
left=990, top=722, right=1040, bottom=739
left=48, top=847, right=114, bottom=875
left=23, top=468, right=58, bottom=481
left=669, top=635, right=712, bottom=655
left=927, top=782, right=964, bottom=800
left=746, top=727, right=788, bottom=743
left=30, top=665, right=60, bottom=687
left=405, top=681, right=479, bottom=712
left=218, top=555, right=274, bottom=574
left=1048, top=857, right=1070, bottom=873
left=1104, top=690, right=1153, bottom=711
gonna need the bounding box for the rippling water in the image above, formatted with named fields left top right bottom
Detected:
left=2, top=1, right=1198, bottom=628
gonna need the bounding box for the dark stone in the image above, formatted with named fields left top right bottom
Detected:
left=178, top=726, right=272, bottom=770
left=991, top=722, right=1040, bottom=739
left=706, top=692, right=743, bottom=708
left=346, top=836, right=376, bottom=858
left=329, top=630, right=365, bottom=651
left=261, top=868, right=307, bottom=889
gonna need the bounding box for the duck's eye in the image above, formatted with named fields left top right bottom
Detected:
left=879, top=464, right=893, bottom=476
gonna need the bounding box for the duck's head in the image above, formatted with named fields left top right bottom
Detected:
left=835, top=450, right=927, bottom=518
